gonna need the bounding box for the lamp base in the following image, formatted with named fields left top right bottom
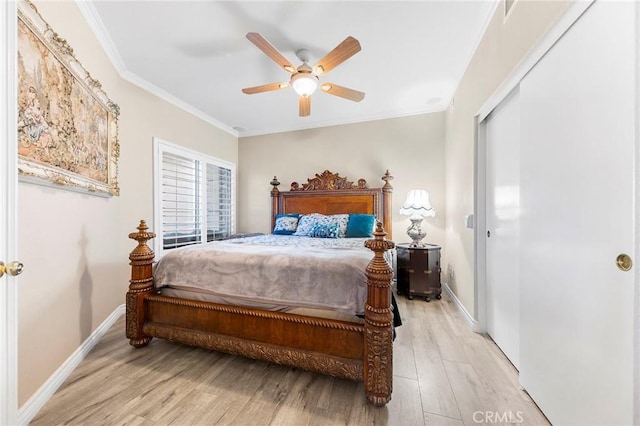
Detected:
left=406, top=217, right=427, bottom=247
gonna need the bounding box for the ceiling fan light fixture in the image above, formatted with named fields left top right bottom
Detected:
left=291, top=73, right=319, bottom=97
left=243, top=33, right=364, bottom=115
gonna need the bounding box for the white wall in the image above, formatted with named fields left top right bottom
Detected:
left=18, top=0, right=237, bottom=405
left=238, top=113, right=446, bottom=249
left=444, top=0, right=571, bottom=317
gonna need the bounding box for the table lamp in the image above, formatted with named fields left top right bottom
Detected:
left=399, top=189, right=435, bottom=247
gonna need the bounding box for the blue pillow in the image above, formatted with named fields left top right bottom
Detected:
left=309, top=223, right=339, bottom=238
left=346, top=214, right=376, bottom=238
left=273, top=213, right=300, bottom=235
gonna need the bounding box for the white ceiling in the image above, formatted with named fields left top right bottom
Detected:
left=81, top=1, right=497, bottom=137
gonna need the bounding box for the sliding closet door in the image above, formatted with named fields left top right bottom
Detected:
left=519, top=2, right=635, bottom=425
left=485, top=87, right=520, bottom=369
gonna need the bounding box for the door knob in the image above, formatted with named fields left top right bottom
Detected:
left=0, top=261, right=24, bottom=277
left=616, top=254, right=632, bottom=271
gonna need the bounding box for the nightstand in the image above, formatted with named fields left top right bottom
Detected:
left=396, top=243, right=441, bottom=302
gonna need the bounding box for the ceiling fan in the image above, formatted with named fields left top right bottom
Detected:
left=242, top=32, right=365, bottom=117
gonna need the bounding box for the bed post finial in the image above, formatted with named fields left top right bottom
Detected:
left=270, top=176, right=280, bottom=195
left=381, top=171, right=393, bottom=240
left=127, top=220, right=156, bottom=348
left=270, top=176, right=281, bottom=231
left=364, top=222, right=395, bottom=406
left=381, top=170, right=393, bottom=190
left=129, top=220, right=155, bottom=253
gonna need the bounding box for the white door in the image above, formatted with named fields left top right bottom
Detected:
left=0, top=1, right=19, bottom=424
left=485, top=87, right=520, bottom=369
left=519, top=2, right=636, bottom=425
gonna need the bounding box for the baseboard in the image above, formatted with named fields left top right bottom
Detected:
left=17, top=304, right=126, bottom=425
left=442, top=283, right=481, bottom=333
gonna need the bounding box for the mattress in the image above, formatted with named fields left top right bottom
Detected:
left=153, top=234, right=378, bottom=316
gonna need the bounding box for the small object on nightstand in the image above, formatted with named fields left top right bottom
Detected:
left=396, top=243, right=441, bottom=302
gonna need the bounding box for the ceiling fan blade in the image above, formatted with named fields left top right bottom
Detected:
left=320, top=83, right=365, bottom=102
left=246, top=32, right=297, bottom=73
left=313, top=36, right=361, bottom=76
left=299, top=96, right=310, bottom=117
left=242, top=82, right=289, bottom=95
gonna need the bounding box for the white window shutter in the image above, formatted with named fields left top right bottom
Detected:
left=154, top=138, right=235, bottom=255
left=161, top=151, right=202, bottom=249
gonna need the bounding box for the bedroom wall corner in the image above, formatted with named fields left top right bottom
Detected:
left=237, top=113, right=446, bottom=251
left=17, top=0, right=238, bottom=407
left=444, top=0, right=571, bottom=318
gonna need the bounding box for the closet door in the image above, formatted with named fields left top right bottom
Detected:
left=485, top=87, right=520, bottom=369
left=519, top=2, right=635, bottom=425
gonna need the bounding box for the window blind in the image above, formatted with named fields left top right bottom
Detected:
left=206, top=164, right=232, bottom=242
left=161, top=151, right=201, bottom=249
left=154, top=139, right=235, bottom=254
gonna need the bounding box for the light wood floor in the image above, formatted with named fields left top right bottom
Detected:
left=31, top=293, right=549, bottom=426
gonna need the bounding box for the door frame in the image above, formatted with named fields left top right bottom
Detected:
left=474, top=0, right=638, bottom=422
left=634, top=1, right=640, bottom=420
left=1, top=0, right=19, bottom=424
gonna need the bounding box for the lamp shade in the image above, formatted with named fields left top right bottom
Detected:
left=400, top=189, right=435, bottom=218
left=291, top=73, right=319, bottom=97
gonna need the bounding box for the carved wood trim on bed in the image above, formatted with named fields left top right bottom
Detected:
left=126, top=170, right=395, bottom=406
left=126, top=220, right=155, bottom=348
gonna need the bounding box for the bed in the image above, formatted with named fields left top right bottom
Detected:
left=126, top=170, right=396, bottom=405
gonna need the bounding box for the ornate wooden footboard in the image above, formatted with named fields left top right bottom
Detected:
left=126, top=170, right=395, bottom=405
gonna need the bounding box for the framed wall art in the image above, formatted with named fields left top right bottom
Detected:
left=17, top=0, right=120, bottom=197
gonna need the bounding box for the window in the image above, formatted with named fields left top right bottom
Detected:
left=153, top=138, right=235, bottom=256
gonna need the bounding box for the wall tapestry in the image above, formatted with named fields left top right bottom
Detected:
left=17, top=0, right=120, bottom=196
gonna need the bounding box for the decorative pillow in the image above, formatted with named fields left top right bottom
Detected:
left=272, top=214, right=300, bottom=235
left=328, top=214, right=349, bottom=238
left=302, top=214, right=348, bottom=237
left=346, top=214, right=376, bottom=238
left=293, top=214, right=322, bottom=236
left=309, top=223, right=339, bottom=238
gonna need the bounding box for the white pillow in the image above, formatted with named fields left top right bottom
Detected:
left=293, top=214, right=322, bottom=236
left=272, top=216, right=299, bottom=235
left=328, top=214, right=349, bottom=238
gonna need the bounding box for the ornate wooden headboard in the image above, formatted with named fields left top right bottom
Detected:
left=270, top=170, right=393, bottom=239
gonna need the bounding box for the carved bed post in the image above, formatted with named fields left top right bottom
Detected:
left=381, top=170, right=393, bottom=240
left=270, top=176, right=281, bottom=232
left=364, top=222, right=395, bottom=406
left=126, top=220, right=156, bottom=348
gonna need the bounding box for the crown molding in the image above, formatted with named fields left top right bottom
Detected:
left=74, top=1, right=238, bottom=138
